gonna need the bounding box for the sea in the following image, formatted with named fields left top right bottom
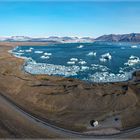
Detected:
left=11, top=42, right=140, bottom=83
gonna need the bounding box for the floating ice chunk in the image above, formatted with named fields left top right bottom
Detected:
left=44, top=52, right=52, bottom=56
left=131, top=45, right=138, bottom=48
left=81, top=66, right=89, bottom=71
left=70, top=58, right=78, bottom=61
left=124, top=55, right=140, bottom=66
left=100, top=53, right=112, bottom=62
left=79, top=60, right=87, bottom=65
left=102, top=53, right=112, bottom=59
left=87, top=52, right=96, bottom=56
left=77, top=45, right=84, bottom=48
left=25, top=49, right=32, bottom=52
left=41, top=55, right=50, bottom=59
left=24, top=62, right=80, bottom=77
left=67, top=61, right=75, bottom=65
left=35, top=51, right=43, bottom=54
left=99, top=58, right=107, bottom=62
left=18, top=50, right=24, bottom=53
left=91, top=64, right=109, bottom=72
left=89, top=71, right=131, bottom=83
left=30, top=47, right=34, bottom=50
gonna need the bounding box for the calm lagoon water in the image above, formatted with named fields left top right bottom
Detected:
left=12, top=42, right=140, bottom=82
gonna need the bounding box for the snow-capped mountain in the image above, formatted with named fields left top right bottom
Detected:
left=0, top=36, right=95, bottom=43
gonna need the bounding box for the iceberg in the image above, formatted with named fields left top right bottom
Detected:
left=124, top=55, right=140, bottom=66
left=87, top=52, right=96, bottom=56
left=40, top=55, right=50, bottom=59
left=81, top=66, right=89, bottom=71
left=79, top=60, right=87, bottom=65
left=25, top=49, right=32, bottom=52
left=67, top=61, right=75, bottom=65
left=34, top=51, right=43, bottom=54
left=30, top=47, right=34, bottom=50
left=67, top=58, right=78, bottom=65
left=44, top=52, right=52, bottom=56
left=77, top=45, right=84, bottom=48
left=131, top=45, right=138, bottom=48
left=91, top=64, right=109, bottom=72
left=100, top=53, right=112, bottom=62
left=70, top=58, right=78, bottom=61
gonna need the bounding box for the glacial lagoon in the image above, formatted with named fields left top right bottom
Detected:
left=11, top=42, right=140, bottom=82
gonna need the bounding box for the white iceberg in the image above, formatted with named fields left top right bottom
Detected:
left=44, top=52, right=52, bottom=56
left=35, top=51, right=43, bottom=54
left=67, top=61, right=75, bottom=65
left=30, top=47, right=34, bottom=50
left=70, top=58, right=78, bottom=61
left=91, top=64, right=109, bottom=72
left=81, top=66, right=89, bottom=71
left=124, top=55, right=140, bottom=66
left=77, top=45, right=84, bottom=48
left=100, top=53, right=112, bottom=62
left=41, top=55, right=50, bottom=59
left=131, top=45, right=138, bottom=48
left=18, top=50, right=24, bottom=53
left=87, top=52, right=96, bottom=56
left=79, top=60, right=87, bottom=65
left=25, top=49, right=32, bottom=53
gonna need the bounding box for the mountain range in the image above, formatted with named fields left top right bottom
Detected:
left=0, top=36, right=94, bottom=43
left=95, top=33, right=140, bottom=42
left=0, top=33, right=140, bottom=43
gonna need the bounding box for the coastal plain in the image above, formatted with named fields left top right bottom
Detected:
left=0, top=42, right=140, bottom=138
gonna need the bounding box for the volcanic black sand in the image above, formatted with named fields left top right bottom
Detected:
left=0, top=42, right=140, bottom=138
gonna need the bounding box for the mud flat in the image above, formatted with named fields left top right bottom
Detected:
left=0, top=42, right=140, bottom=138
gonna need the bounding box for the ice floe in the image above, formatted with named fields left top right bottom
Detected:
left=30, top=47, right=34, bottom=50
left=67, top=58, right=78, bottom=65
left=131, top=45, right=138, bottom=48
left=34, top=51, right=43, bottom=54
left=24, top=61, right=80, bottom=77
left=89, top=72, right=131, bottom=83
left=91, top=64, right=110, bottom=72
left=70, top=58, right=78, bottom=61
left=67, top=61, right=75, bottom=65
left=40, top=55, right=50, bottom=59
left=80, top=66, right=89, bottom=71
left=124, top=55, right=140, bottom=66
left=100, top=53, right=112, bottom=62
left=77, top=45, right=84, bottom=48
left=87, top=51, right=96, bottom=56
left=44, top=52, right=52, bottom=56
left=79, top=60, right=87, bottom=65
left=25, top=49, right=32, bottom=53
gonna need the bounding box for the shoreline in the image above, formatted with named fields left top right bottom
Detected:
left=0, top=42, right=140, bottom=137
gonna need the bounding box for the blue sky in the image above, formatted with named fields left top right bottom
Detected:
left=0, top=1, right=140, bottom=37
